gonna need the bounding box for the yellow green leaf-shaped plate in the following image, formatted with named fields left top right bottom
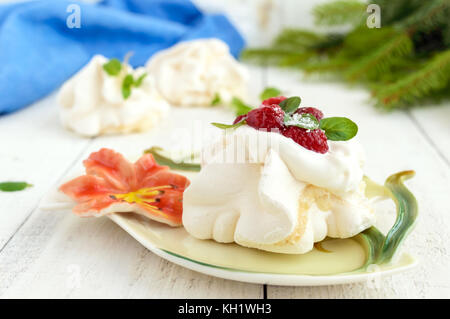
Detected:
left=108, top=170, right=418, bottom=286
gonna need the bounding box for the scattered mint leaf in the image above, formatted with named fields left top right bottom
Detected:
left=279, top=96, right=301, bottom=113
left=260, top=87, right=282, bottom=101
left=134, top=73, right=147, bottom=87
left=319, top=117, right=358, bottom=141
left=230, top=97, right=253, bottom=116
left=211, top=93, right=222, bottom=106
left=211, top=120, right=247, bottom=130
left=284, top=113, right=319, bottom=130
left=122, top=74, right=134, bottom=99
left=0, top=182, right=33, bottom=192
left=103, top=58, right=122, bottom=76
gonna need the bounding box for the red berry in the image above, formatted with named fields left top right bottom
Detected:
left=233, top=114, right=247, bottom=124
left=246, top=105, right=284, bottom=130
left=295, top=107, right=324, bottom=121
left=282, top=126, right=329, bottom=154
left=262, top=96, right=287, bottom=106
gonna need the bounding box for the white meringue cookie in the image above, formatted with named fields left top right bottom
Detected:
left=183, top=126, right=375, bottom=254
left=146, top=39, right=249, bottom=106
left=58, top=55, right=170, bottom=137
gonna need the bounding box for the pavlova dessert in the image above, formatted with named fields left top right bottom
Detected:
left=182, top=96, right=375, bottom=254
left=58, top=39, right=250, bottom=136
left=146, top=38, right=249, bottom=106
left=58, top=55, right=170, bottom=136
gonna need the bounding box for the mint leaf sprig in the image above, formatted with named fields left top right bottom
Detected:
left=122, top=73, right=147, bottom=99
left=212, top=94, right=358, bottom=142
left=280, top=96, right=358, bottom=140
left=102, top=54, right=147, bottom=100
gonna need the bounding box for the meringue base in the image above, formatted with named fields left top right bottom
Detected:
left=235, top=182, right=375, bottom=254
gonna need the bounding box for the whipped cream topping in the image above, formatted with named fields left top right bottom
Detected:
left=58, top=55, right=170, bottom=137
left=183, top=126, right=374, bottom=254
left=146, top=39, right=249, bottom=106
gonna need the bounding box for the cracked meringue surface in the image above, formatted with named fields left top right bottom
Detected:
left=58, top=55, right=169, bottom=137
left=182, top=126, right=375, bottom=254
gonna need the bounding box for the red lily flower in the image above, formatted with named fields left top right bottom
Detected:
left=59, top=148, right=190, bottom=226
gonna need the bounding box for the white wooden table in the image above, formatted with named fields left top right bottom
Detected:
left=1, top=0, right=450, bottom=299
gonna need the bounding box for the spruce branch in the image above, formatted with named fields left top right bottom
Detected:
left=344, top=33, right=413, bottom=81
left=374, top=50, right=450, bottom=109
left=241, top=0, right=450, bottom=109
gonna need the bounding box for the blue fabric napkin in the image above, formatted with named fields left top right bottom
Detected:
left=0, top=0, right=245, bottom=115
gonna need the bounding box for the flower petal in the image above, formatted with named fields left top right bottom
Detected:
left=134, top=153, right=168, bottom=182
left=83, top=148, right=137, bottom=191
left=136, top=190, right=183, bottom=225
left=140, top=170, right=190, bottom=190
left=59, top=175, right=118, bottom=201
left=72, top=195, right=116, bottom=216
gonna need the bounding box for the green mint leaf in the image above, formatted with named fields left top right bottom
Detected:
left=284, top=113, right=319, bottom=130
left=230, top=97, right=253, bottom=116
left=211, top=93, right=222, bottom=106
left=211, top=120, right=246, bottom=130
left=279, top=96, right=301, bottom=113
left=103, top=58, right=122, bottom=76
left=260, top=87, right=282, bottom=101
left=134, top=73, right=147, bottom=87
left=0, top=182, right=33, bottom=192
left=122, top=74, right=134, bottom=99
left=319, top=117, right=358, bottom=141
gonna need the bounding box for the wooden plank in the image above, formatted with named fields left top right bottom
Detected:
left=409, top=107, right=450, bottom=166
left=0, top=94, right=91, bottom=250
left=265, top=67, right=450, bottom=298
left=0, top=66, right=265, bottom=298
